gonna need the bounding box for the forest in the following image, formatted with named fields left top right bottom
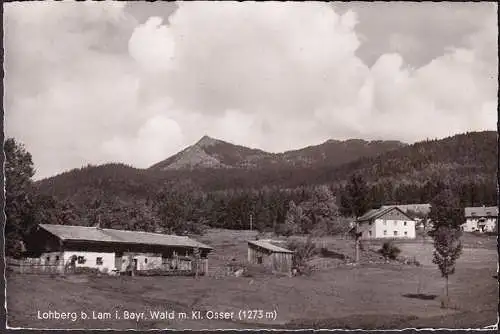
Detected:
left=4, top=131, right=498, bottom=257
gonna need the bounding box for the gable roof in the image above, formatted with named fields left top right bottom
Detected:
left=38, top=224, right=213, bottom=250
left=381, top=204, right=431, bottom=214
left=358, top=206, right=413, bottom=222
left=464, top=206, right=498, bottom=218
left=247, top=240, right=294, bottom=254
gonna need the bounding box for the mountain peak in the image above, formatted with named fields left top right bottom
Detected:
left=150, top=135, right=408, bottom=171
left=195, top=135, right=219, bottom=148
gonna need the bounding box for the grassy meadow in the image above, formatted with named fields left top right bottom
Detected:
left=6, top=229, right=498, bottom=330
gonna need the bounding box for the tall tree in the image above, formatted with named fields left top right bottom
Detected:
left=429, top=188, right=464, bottom=234
left=340, top=174, right=370, bottom=263
left=302, top=185, right=347, bottom=236
left=4, top=138, right=35, bottom=257
left=281, top=200, right=305, bottom=236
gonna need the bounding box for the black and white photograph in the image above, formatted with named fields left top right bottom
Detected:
left=2, top=1, right=498, bottom=331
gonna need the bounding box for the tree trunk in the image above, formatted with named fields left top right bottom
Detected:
left=445, top=275, right=449, bottom=299
left=354, top=221, right=360, bottom=263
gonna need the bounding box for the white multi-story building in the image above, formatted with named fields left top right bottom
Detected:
left=463, top=206, right=498, bottom=233
left=357, top=206, right=416, bottom=239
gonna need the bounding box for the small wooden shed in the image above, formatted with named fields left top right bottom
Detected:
left=247, top=240, right=294, bottom=273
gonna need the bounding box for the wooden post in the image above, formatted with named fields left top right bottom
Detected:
left=193, top=248, right=200, bottom=279
left=355, top=221, right=360, bottom=263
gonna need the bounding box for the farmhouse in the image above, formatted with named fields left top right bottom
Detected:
left=463, top=206, right=498, bottom=233
left=247, top=240, right=294, bottom=273
left=28, top=224, right=213, bottom=275
left=357, top=206, right=416, bottom=239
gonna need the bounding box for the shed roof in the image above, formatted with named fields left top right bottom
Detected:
left=358, top=206, right=413, bottom=222
left=464, top=206, right=498, bottom=218
left=38, top=224, right=213, bottom=250
left=247, top=240, right=294, bottom=254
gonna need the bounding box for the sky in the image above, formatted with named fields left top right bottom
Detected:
left=4, top=1, right=498, bottom=180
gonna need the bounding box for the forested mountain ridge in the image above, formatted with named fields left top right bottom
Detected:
left=149, top=135, right=406, bottom=171
left=37, top=131, right=497, bottom=197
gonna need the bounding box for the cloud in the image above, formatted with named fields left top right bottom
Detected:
left=332, top=2, right=498, bottom=68
left=4, top=2, right=497, bottom=179
left=128, top=16, right=176, bottom=72
left=101, top=115, right=184, bottom=167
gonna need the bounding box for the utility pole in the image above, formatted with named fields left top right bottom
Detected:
left=250, top=213, right=253, bottom=231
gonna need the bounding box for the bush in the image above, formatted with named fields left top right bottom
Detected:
left=286, top=237, right=318, bottom=267
left=275, top=223, right=293, bottom=237
left=378, top=241, right=401, bottom=260
left=293, top=264, right=313, bottom=276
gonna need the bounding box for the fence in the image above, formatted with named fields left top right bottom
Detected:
left=6, top=257, right=65, bottom=275
left=6, top=257, right=207, bottom=276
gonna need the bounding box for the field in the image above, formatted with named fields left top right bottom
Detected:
left=6, top=229, right=498, bottom=330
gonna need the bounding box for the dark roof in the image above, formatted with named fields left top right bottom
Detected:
left=247, top=240, right=294, bottom=254
left=464, top=206, right=498, bottom=218
left=38, top=224, right=213, bottom=250
left=381, top=204, right=431, bottom=214
left=358, top=206, right=413, bottom=222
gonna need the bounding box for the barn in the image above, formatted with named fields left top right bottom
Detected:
left=27, top=224, right=213, bottom=275
left=247, top=240, right=294, bottom=273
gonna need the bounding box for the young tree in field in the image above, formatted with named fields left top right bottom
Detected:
left=429, top=188, right=464, bottom=307
left=432, top=226, right=463, bottom=306
left=340, top=174, right=370, bottom=263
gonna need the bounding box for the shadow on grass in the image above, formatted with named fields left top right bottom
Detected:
left=402, top=293, right=437, bottom=300
left=320, top=248, right=346, bottom=260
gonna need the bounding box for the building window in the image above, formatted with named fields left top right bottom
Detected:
left=77, top=256, right=85, bottom=264
left=257, top=256, right=263, bottom=264
left=394, top=231, right=398, bottom=236
left=46, top=256, right=50, bottom=262
left=55, top=256, right=60, bottom=262
left=368, top=231, right=372, bottom=237
left=96, top=257, right=103, bottom=266
left=383, top=230, right=387, bottom=236
left=144, top=258, right=148, bottom=264
left=403, top=221, right=407, bottom=226
left=404, top=231, right=408, bottom=236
